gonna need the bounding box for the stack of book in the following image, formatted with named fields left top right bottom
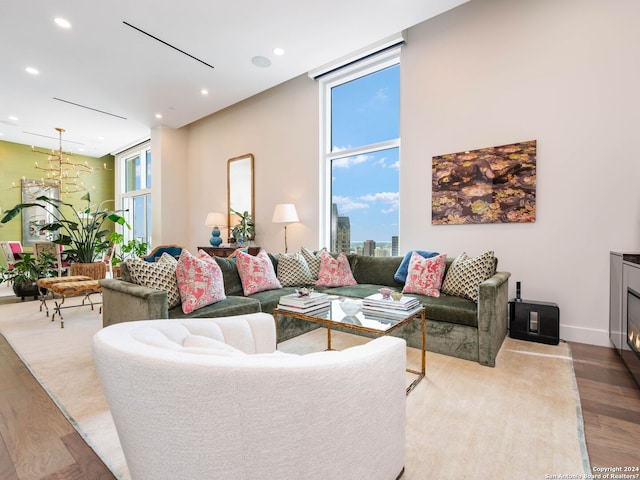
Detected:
left=277, top=292, right=331, bottom=314
left=362, top=293, right=422, bottom=320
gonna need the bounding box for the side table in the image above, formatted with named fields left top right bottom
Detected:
left=198, top=246, right=261, bottom=258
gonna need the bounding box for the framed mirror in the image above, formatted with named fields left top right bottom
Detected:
left=227, top=153, right=254, bottom=239
left=21, top=179, right=60, bottom=246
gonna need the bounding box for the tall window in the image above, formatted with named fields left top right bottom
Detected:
left=320, top=48, right=400, bottom=256
left=117, top=142, right=152, bottom=247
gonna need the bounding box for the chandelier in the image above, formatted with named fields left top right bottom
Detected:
left=11, top=127, right=109, bottom=195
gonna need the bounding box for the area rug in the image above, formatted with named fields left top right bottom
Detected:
left=0, top=290, right=590, bottom=479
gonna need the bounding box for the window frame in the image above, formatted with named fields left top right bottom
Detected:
left=318, top=46, right=401, bottom=250
left=115, top=141, right=152, bottom=245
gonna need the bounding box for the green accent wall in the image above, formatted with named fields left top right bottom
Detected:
left=0, top=139, right=115, bottom=251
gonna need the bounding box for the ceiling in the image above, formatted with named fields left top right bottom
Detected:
left=0, top=0, right=467, bottom=158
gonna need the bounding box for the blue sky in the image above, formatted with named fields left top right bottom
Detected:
left=331, top=64, right=399, bottom=243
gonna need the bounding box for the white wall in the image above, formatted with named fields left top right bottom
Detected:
left=400, top=0, right=640, bottom=345
left=174, top=0, right=640, bottom=346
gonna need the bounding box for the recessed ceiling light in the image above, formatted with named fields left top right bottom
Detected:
left=25, top=66, right=39, bottom=75
left=155, top=113, right=162, bottom=119
left=97, top=136, right=105, bottom=141
left=54, top=17, right=71, bottom=29
left=273, top=48, right=285, bottom=56
left=251, top=56, right=271, bottom=68
left=201, top=88, right=209, bottom=95
left=8, top=116, right=18, bottom=121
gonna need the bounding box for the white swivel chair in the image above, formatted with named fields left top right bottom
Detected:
left=93, top=313, right=406, bottom=480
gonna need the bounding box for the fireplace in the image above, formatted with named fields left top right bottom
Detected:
left=624, top=288, right=640, bottom=386
left=629, top=289, right=640, bottom=353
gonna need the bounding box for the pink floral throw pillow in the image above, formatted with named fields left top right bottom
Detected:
left=235, top=250, right=282, bottom=296
left=175, top=249, right=226, bottom=314
left=402, top=252, right=447, bottom=297
left=315, top=251, right=357, bottom=287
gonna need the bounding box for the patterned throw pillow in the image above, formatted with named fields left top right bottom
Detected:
left=127, top=257, right=181, bottom=308
left=158, top=252, right=178, bottom=265
left=277, top=251, right=313, bottom=287
left=402, top=252, right=447, bottom=297
left=315, top=251, right=357, bottom=287
left=236, top=249, right=282, bottom=296
left=441, top=251, right=496, bottom=302
left=175, top=249, right=226, bottom=314
left=394, top=250, right=439, bottom=283
left=301, top=246, right=326, bottom=281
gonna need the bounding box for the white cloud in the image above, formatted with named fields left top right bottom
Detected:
left=374, top=87, right=388, bottom=102
left=332, top=153, right=371, bottom=168
left=332, top=195, right=369, bottom=213
left=390, top=160, right=400, bottom=169
left=360, top=192, right=399, bottom=203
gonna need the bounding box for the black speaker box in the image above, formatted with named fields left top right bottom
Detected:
left=509, top=299, right=559, bottom=345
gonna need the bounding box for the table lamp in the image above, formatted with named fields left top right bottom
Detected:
left=205, top=212, right=227, bottom=247
left=272, top=204, right=299, bottom=253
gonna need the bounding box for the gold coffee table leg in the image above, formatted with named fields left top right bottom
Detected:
left=405, top=311, right=426, bottom=395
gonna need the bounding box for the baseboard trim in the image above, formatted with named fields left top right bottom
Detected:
left=559, top=324, right=611, bottom=347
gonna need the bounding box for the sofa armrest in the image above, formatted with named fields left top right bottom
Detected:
left=99, top=279, right=169, bottom=328
left=477, top=271, right=511, bottom=367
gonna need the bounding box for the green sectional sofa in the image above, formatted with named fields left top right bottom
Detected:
left=99, top=252, right=510, bottom=366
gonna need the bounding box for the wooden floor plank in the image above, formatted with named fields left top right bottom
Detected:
left=0, top=335, right=115, bottom=480
left=570, top=341, right=640, bottom=470
left=0, top=433, right=19, bottom=480
left=60, top=431, right=117, bottom=480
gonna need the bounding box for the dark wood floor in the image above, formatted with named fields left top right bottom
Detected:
left=0, top=334, right=638, bottom=479
left=0, top=335, right=115, bottom=480
left=570, top=341, right=640, bottom=469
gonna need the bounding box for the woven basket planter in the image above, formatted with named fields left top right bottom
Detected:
left=70, top=262, right=107, bottom=280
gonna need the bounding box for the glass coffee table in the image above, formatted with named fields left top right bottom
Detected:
left=273, top=297, right=426, bottom=394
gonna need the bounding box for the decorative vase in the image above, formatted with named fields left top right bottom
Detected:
left=209, top=226, right=223, bottom=247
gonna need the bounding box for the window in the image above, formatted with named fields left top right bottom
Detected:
left=319, top=47, right=400, bottom=256
left=116, top=142, right=152, bottom=247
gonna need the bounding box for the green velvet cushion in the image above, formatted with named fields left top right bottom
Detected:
left=119, top=261, right=133, bottom=283
left=168, top=295, right=260, bottom=319
left=213, top=256, right=243, bottom=295
left=347, top=254, right=404, bottom=288
left=238, top=286, right=299, bottom=314
left=414, top=293, right=478, bottom=327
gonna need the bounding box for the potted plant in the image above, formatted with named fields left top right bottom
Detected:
left=97, top=231, right=149, bottom=265
left=230, top=209, right=255, bottom=246
left=0, top=252, right=55, bottom=301
left=1, top=193, right=128, bottom=267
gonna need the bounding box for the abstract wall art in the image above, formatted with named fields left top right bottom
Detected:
left=431, top=140, right=536, bottom=225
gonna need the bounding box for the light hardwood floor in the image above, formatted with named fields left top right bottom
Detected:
left=0, top=334, right=638, bottom=479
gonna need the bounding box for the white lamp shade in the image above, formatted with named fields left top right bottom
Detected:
left=272, top=204, right=299, bottom=223
left=205, top=212, right=227, bottom=227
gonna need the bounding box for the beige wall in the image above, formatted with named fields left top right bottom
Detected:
left=171, top=0, right=640, bottom=346
left=185, top=75, right=319, bottom=253
left=150, top=127, right=190, bottom=247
